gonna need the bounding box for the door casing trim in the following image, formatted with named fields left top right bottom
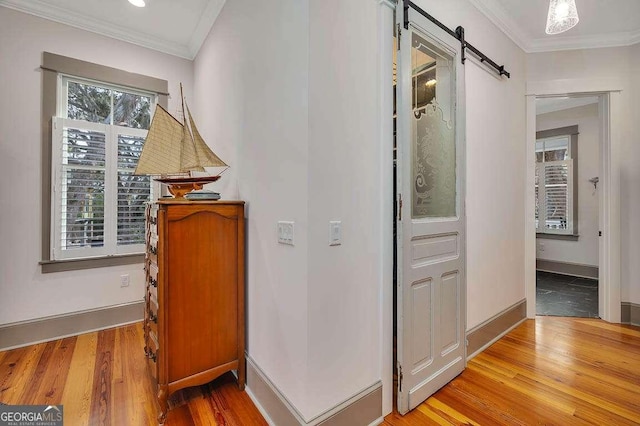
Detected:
left=525, top=80, right=622, bottom=323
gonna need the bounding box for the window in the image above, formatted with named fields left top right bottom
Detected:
left=535, top=126, right=578, bottom=236
left=40, top=53, right=168, bottom=271
left=51, top=77, right=157, bottom=260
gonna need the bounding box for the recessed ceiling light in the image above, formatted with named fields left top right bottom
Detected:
left=128, top=0, right=145, bottom=7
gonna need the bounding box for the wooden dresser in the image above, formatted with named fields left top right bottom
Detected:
left=143, top=200, right=245, bottom=423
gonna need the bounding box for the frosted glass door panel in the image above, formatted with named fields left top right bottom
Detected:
left=411, top=33, right=456, bottom=219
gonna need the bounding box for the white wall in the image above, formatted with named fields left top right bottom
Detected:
left=414, top=0, right=528, bottom=330
left=628, top=43, right=640, bottom=305
left=306, top=0, right=380, bottom=417
left=195, top=0, right=384, bottom=419
left=194, top=0, right=313, bottom=417
left=536, top=104, right=600, bottom=267
left=527, top=46, right=639, bottom=304
left=0, top=7, right=194, bottom=325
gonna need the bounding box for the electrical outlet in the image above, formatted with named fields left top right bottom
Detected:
left=277, top=221, right=295, bottom=245
left=120, top=274, right=130, bottom=287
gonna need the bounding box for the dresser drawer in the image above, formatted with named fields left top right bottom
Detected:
left=146, top=331, right=159, bottom=382
left=147, top=296, right=158, bottom=337
left=147, top=237, right=158, bottom=264
left=145, top=204, right=158, bottom=244
left=147, top=262, right=158, bottom=300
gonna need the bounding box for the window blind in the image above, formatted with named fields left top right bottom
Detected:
left=536, top=160, right=573, bottom=235
left=52, top=117, right=150, bottom=260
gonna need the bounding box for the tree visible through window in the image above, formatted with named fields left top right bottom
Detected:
left=52, top=77, right=156, bottom=260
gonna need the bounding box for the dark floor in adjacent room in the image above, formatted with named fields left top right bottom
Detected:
left=536, top=270, right=599, bottom=318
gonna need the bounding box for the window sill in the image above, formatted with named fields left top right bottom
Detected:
left=40, top=253, right=145, bottom=273
left=536, top=233, right=579, bottom=241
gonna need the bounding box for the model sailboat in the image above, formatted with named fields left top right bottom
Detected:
left=134, top=84, right=227, bottom=198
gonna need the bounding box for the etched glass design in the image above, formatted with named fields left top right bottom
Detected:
left=411, top=33, right=456, bottom=219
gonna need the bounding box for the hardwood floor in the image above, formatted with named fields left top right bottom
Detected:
left=0, top=323, right=266, bottom=425
left=385, top=317, right=640, bottom=425
left=0, top=317, right=638, bottom=425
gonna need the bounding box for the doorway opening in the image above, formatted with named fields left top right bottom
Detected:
left=526, top=89, right=620, bottom=323
left=534, top=95, right=601, bottom=318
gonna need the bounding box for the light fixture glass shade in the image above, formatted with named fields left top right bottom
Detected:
left=545, top=0, right=579, bottom=34
left=128, top=0, right=145, bottom=7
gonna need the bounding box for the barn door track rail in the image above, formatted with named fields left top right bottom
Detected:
left=404, top=0, right=511, bottom=78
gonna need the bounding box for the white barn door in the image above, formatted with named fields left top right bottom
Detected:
left=395, top=4, right=466, bottom=414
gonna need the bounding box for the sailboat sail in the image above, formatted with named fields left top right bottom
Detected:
left=134, top=105, right=184, bottom=175
left=179, top=109, right=202, bottom=172
left=134, top=94, right=227, bottom=176
left=186, top=105, right=227, bottom=168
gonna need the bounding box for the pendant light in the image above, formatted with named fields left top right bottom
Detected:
left=545, top=0, right=579, bottom=34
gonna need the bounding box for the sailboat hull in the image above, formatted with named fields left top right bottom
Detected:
left=155, top=176, right=221, bottom=199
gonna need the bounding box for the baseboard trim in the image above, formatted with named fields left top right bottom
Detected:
left=246, top=356, right=382, bottom=426
left=244, top=383, right=278, bottom=426
left=466, top=299, right=527, bottom=359
left=621, top=302, right=640, bottom=326
left=367, top=417, right=384, bottom=426
left=536, top=259, right=598, bottom=280
left=0, top=301, right=144, bottom=351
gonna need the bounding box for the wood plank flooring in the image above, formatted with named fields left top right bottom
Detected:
left=0, top=317, right=638, bottom=425
left=385, top=317, right=640, bottom=425
left=0, top=323, right=266, bottom=426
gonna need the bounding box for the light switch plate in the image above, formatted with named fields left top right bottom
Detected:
left=278, top=221, right=295, bottom=245
left=329, top=221, right=341, bottom=246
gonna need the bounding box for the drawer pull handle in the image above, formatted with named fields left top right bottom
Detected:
left=144, top=346, right=157, bottom=362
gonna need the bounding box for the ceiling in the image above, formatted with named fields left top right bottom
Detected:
left=470, top=0, right=640, bottom=52
left=1, top=0, right=638, bottom=58
left=0, top=0, right=226, bottom=59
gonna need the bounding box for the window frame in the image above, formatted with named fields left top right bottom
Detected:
left=535, top=125, right=579, bottom=239
left=40, top=52, right=168, bottom=272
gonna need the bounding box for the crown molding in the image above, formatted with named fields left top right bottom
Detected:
left=0, top=0, right=194, bottom=59
left=467, top=0, right=532, bottom=52
left=468, top=0, right=640, bottom=53
left=529, top=30, right=640, bottom=53
left=188, top=0, right=226, bottom=59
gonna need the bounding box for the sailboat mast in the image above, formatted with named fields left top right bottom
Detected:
left=180, top=83, right=196, bottom=177
left=180, top=83, right=186, bottom=123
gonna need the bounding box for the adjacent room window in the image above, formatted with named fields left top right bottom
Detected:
left=535, top=131, right=577, bottom=235
left=51, top=77, right=156, bottom=260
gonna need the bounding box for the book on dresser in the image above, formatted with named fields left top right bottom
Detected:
left=143, top=199, right=245, bottom=424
